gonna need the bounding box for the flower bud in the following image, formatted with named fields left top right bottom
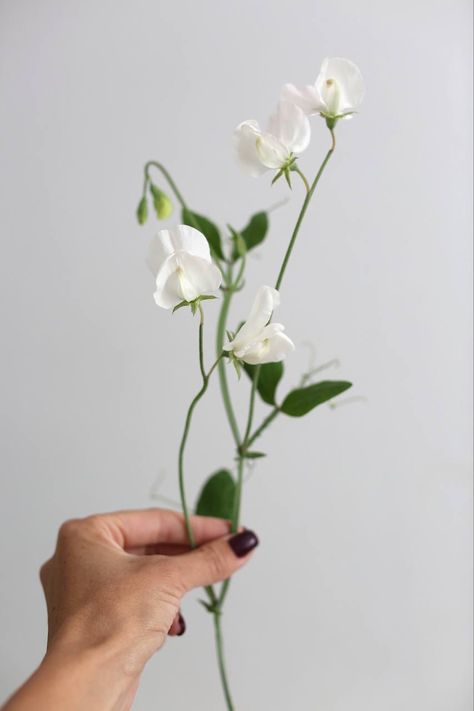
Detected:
left=149, top=184, right=173, bottom=220
left=136, top=196, right=148, bottom=225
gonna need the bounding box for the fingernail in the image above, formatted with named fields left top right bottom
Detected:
left=228, top=530, right=259, bottom=558
left=177, top=613, right=186, bottom=636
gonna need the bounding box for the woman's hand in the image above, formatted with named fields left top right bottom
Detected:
left=2, top=508, right=258, bottom=711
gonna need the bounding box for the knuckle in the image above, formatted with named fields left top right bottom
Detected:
left=58, top=518, right=82, bottom=539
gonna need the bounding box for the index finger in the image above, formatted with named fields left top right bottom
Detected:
left=95, top=508, right=231, bottom=550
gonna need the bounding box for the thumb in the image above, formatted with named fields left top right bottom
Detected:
left=172, top=529, right=259, bottom=591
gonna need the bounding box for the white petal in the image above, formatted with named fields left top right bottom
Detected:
left=153, top=253, right=222, bottom=309
left=267, top=101, right=311, bottom=155
left=280, top=83, right=324, bottom=116
left=176, top=251, right=222, bottom=298
left=242, top=330, right=295, bottom=365
left=234, top=120, right=269, bottom=176
left=146, top=233, right=175, bottom=276
left=261, top=331, right=295, bottom=363
left=316, top=57, right=364, bottom=114
left=256, top=132, right=289, bottom=169
left=230, top=285, right=280, bottom=351
left=152, top=255, right=183, bottom=309
left=164, top=225, right=212, bottom=261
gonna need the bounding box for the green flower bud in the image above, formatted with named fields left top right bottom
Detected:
left=149, top=184, right=173, bottom=220
left=136, top=196, right=148, bottom=225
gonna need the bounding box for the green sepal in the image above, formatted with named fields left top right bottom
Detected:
left=136, top=196, right=148, bottom=225
left=242, top=451, right=266, bottom=459
left=182, top=208, right=224, bottom=260
left=196, top=469, right=236, bottom=520
left=244, top=361, right=284, bottom=406
left=281, top=380, right=352, bottom=417
left=172, top=300, right=188, bottom=314
left=172, top=295, right=217, bottom=316
left=271, top=169, right=284, bottom=186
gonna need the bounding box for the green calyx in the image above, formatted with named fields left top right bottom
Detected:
left=272, top=154, right=297, bottom=189
left=172, top=294, right=217, bottom=316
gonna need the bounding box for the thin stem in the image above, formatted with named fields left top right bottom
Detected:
left=218, top=455, right=244, bottom=607
left=216, top=263, right=243, bottom=448
left=144, top=161, right=216, bottom=258
left=292, top=165, right=310, bottom=194
left=275, top=136, right=336, bottom=291
left=213, top=613, right=235, bottom=711
left=242, top=373, right=258, bottom=445
left=178, top=356, right=222, bottom=548
left=246, top=406, right=280, bottom=449
left=144, top=160, right=188, bottom=209
left=198, top=304, right=206, bottom=381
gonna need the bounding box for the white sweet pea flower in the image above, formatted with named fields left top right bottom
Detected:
left=234, top=101, right=310, bottom=177
left=224, top=285, right=295, bottom=365
left=281, top=57, right=364, bottom=122
left=147, top=225, right=222, bottom=309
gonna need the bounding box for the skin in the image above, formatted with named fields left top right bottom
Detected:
left=1, top=508, right=256, bottom=711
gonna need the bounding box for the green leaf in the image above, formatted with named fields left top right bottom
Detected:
left=182, top=208, right=224, bottom=260
left=244, top=361, right=284, bottom=406
left=195, top=469, right=235, bottom=520
left=242, top=451, right=266, bottom=459
left=232, top=212, right=269, bottom=260
left=281, top=380, right=352, bottom=417
left=136, top=196, right=148, bottom=225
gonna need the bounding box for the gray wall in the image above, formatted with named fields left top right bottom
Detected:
left=0, top=1, right=472, bottom=709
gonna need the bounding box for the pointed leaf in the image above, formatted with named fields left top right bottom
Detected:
left=244, top=361, right=284, bottom=406
left=195, top=469, right=235, bottom=520
left=281, top=380, right=352, bottom=417
left=232, top=212, right=269, bottom=260
left=182, top=208, right=224, bottom=260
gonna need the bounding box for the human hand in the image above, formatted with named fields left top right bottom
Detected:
left=3, top=508, right=258, bottom=711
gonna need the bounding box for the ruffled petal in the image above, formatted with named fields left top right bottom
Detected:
left=280, top=83, right=325, bottom=116
left=152, top=252, right=222, bottom=309
left=241, top=329, right=295, bottom=365
left=146, top=233, right=175, bottom=276
left=255, top=132, right=289, bottom=169
left=234, top=120, right=269, bottom=176
left=266, top=101, right=311, bottom=155
left=229, top=286, right=279, bottom=352
left=316, top=57, right=364, bottom=115
left=176, top=251, right=222, bottom=298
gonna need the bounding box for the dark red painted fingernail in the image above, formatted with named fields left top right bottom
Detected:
left=177, top=613, right=186, bottom=636
left=228, top=530, right=259, bottom=558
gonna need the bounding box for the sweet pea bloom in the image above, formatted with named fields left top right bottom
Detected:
left=224, top=286, right=295, bottom=365
left=147, top=225, right=222, bottom=309
left=281, top=57, right=364, bottom=121
left=234, top=101, right=311, bottom=177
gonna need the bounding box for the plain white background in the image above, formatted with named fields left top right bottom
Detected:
left=0, top=1, right=472, bottom=709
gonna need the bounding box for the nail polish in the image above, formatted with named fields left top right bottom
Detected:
left=177, top=613, right=186, bottom=636
left=228, top=530, right=259, bottom=558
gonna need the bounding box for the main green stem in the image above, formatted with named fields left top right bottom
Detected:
left=213, top=614, right=235, bottom=711
left=176, top=308, right=235, bottom=708
left=216, top=264, right=242, bottom=448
